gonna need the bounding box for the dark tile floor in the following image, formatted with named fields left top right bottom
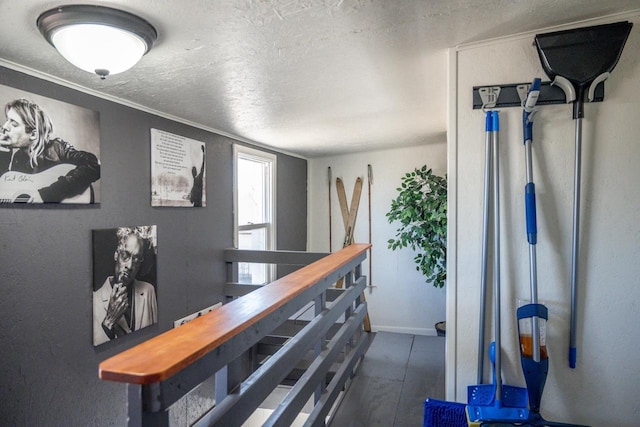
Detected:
left=330, top=331, right=445, bottom=427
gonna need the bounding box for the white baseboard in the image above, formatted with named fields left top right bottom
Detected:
left=370, top=324, right=437, bottom=336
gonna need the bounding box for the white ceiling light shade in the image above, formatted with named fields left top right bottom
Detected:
left=37, top=5, right=157, bottom=79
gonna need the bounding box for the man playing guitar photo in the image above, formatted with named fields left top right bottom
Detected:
left=0, top=98, right=100, bottom=203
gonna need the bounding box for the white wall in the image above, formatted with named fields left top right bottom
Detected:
left=308, top=144, right=447, bottom=335
left=449, top=14, right=640, bottom=426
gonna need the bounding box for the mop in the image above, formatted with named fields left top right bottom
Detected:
left=424, top=112, right=516, bottom=427
left=509, top=79, right=591, bottom=427
left=465, top=111, right=529, bottom=427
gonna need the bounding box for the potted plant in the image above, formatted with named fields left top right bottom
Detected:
left=386, top=165, right=447, bottom=335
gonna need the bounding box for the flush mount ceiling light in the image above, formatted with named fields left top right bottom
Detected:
left=37, top=4, right=157, bottom=79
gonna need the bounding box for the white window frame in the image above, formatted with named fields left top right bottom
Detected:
left=233, top=145, right=277, bottom=283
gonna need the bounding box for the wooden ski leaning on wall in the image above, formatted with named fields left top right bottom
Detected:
left=335, top=176, right=371, bottom=332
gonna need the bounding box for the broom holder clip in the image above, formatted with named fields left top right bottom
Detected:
left=588, top=72, right=610, bottom=102
left=478, top=86, right=501, bottom=110
left=473, top=80, right=604, bottom=109
left=551, top=76, right=576, bottom=103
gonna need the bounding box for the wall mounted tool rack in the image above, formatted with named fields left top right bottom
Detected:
left=472, top=81, right=604, bottom=109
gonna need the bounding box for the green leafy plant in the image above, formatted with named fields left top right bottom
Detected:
left=386, top=165, right=447, bottom=288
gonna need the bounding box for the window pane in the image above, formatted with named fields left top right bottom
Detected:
left=238, top=157, right=267, bottom=225
left=238, top=227, right=267, bottom=250
left=238, top=227, right=267, bottom=284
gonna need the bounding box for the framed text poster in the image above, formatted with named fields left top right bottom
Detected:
left=150, top=129, right=205, bottom=207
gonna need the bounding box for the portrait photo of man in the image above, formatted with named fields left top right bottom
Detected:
left=92, top=226, right=158, bottom=346
left=0, top=84, right=101, bottom=204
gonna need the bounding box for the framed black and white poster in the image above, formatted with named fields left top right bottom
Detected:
left=92, top=225, right=158, bottom=346
left=0, top=84, right=101, bottom=204
left=150, top=128, right=206, bottom=207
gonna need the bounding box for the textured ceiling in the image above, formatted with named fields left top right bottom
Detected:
left=1, top=0, right=639, bottom=158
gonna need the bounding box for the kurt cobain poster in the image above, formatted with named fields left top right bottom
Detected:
left=0, top=84, right=101, bottom=204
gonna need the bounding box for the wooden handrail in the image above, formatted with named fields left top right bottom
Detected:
left=99, top=244, right=371, bottom=385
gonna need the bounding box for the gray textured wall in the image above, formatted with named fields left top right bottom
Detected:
left=0, top=67, right=307, bottom=426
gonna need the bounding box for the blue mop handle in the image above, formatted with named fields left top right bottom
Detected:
left=477, top=110, right=493, bottom=385
left=486, top=109, right=493, bottom=132
left=525, top=183, right=537, bottom=245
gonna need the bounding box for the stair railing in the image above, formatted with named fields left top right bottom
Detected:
left=99, top=243, right=371, bottom=427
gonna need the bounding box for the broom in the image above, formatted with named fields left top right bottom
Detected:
left=424, top=399, right=467, bottom=427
